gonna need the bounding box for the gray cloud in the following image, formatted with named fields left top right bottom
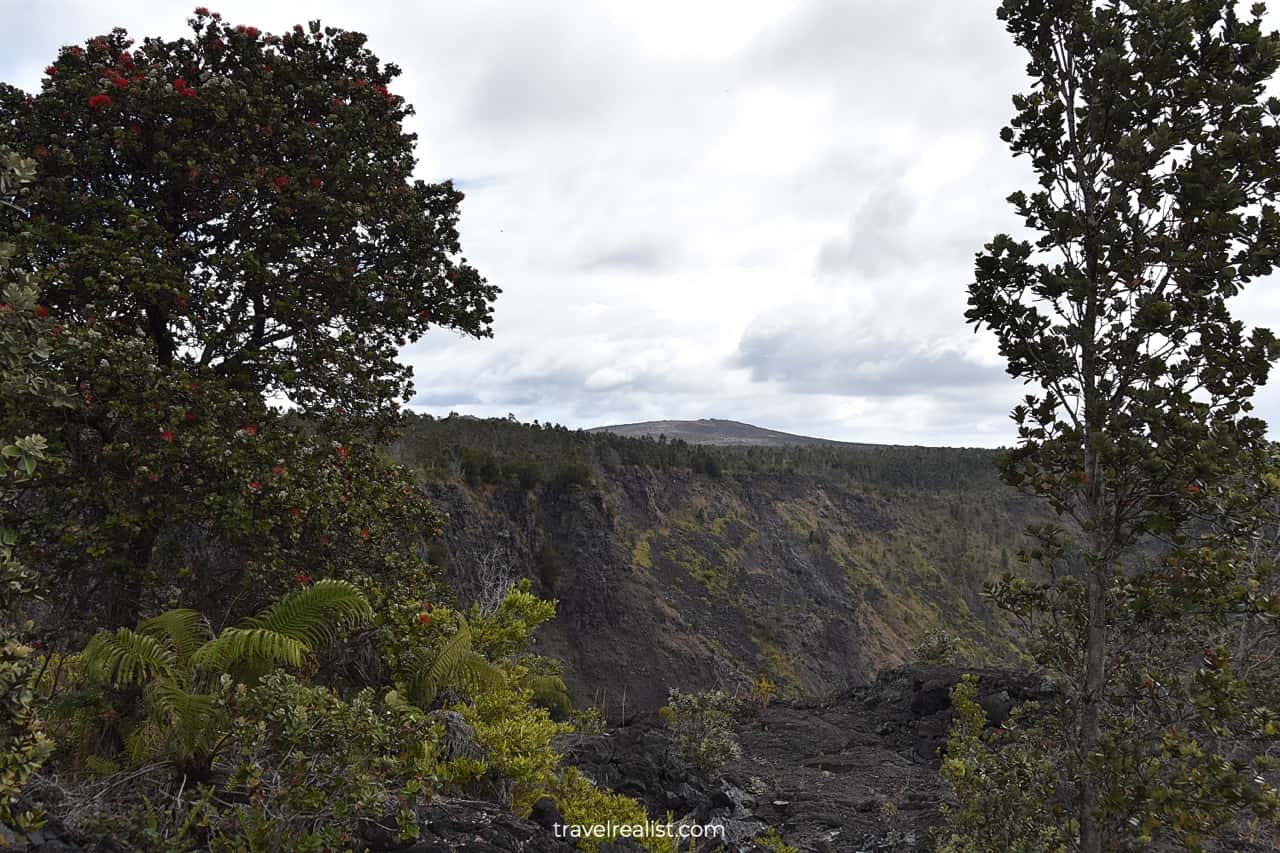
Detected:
left=733, top=316, right=1006, bottom=399
left=817, top=183, right=915, bottom=277
left=9, top=1, right=1277, bottom=449
left=578, top=239, right=680, bottom=273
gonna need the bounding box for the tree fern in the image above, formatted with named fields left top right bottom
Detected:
left=145, top=682, right=224, bottom=765
left=191, top=627, right=309, bottom=684
left=240, top=579, right=372, bottom=649
left=81, top=627, right=178, bottom=687
left=78, top=579, right=373, bottom=775
left=406, top=620, right=504, bottom=708
left=135, top=608, right=210, bottom=670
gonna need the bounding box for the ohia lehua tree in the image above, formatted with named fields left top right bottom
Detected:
left=0, top=11, right=498, bottom=630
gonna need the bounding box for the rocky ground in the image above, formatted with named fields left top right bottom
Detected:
left=564, top=664, right=1051, bottom=853
left=9, top=664, right=1045, bottom=853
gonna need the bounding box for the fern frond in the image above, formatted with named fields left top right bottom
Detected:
left=140, top=682, right=226, bottom=766
left=456, top=651, right=504, bottom=695
left=81, top=628, right=177, bottom=687
left=136, top=608, right=211, bottom=669
left=191, top=627, right=308, bottom=676
left=408, top=620, right=473, bottom=707
left=241, top=578, right=372, bottom=648
left=408, top=622, right=505, bottom=707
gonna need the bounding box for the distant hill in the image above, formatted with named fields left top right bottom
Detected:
left=589, top=418, right=873, bottom=448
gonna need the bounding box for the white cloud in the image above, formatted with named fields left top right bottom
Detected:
left=5, top=0, right=1279, bottom=447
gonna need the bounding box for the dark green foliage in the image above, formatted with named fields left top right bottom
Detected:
left=960, top=1, right=1280, bottom=848
left=0, top=14, right=496, bottom=416
left=396, top=413, right=1005, bottom=495
left=548, top=461, right=594, bottom=493
left=0, top=15, right=471, bottom=633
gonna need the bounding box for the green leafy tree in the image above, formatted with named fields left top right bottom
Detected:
left=0, top=148, right=59, bottom=830
left=964, top=1, right=1280, bottom=849
left=0, top=11, right=496, bottom=415
left=0, top=11, right=486, bottom=629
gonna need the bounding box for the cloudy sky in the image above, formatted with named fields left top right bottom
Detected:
left=5, top=1, right=1280, bottom=447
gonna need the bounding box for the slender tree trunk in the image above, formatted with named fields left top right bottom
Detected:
left=1079, top=281, right=1106, bottom=853
left=1079, top=552, right=1107, bottom=853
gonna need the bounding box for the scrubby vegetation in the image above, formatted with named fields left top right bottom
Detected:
left=660, top=689, right=742, bottom=774
left=0, top=14, right=693, bottom=852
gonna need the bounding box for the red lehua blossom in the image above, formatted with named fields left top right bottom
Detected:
left=271, top=465, right=286, bottom=477
left=335, top=445, right=350, bottom=460
left=242, top=424, right=257, bottom=436
left=273, top=176, right=289, bottom=188
left=293, top=573, right=311, bottom=586
left=88, top=94, right=112, bottom=109
left=1185, top=484, right=1201, bottom=494
left=45, top=65, right=57, bottom=76
left=235, top=24, right=246, bottom=33
left=212, top=12, right=221, bottom=20
left=159, top=431, right=175, bottom=443
left=184, top=411, right=198, bottom=423
left=320, top=535, right=332, bottom=546
left=52, top=326, right=63, bottom=336
left=293, top=24, right=304, bottom=33
left=248, top=480, right=261, bottom=491
left=311, top=177, right=323, bottom=188
left=420, top=601, right=432, bottom=611
left=289, top=507, right=301, bottom=516
left=359, top=527, right=370, bottom=539
left=68, top=47, right=83, bottom=56
left=195, top=5, right=209, bottom=13
left=417, top=612, right=431, bottom=625
left=245, top=26, right=259, bottom=38
left=180, top=87, right=198, bottom=99
left=111, top=75, right=128, bottom=89
left=189, top=382, right=200, bottom=394
left=119, top=52, right=135, bottom=68
left=173, top=79, right=187, bottom=91
left=175, top=295, right=189, bottom=310
left=32, top=305, right=49, bottom=318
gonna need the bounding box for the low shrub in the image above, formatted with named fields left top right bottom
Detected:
left=660, top=688, right=742, bottom=774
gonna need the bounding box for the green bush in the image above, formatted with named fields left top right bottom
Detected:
left=659, top=688, right=742, bottom=774
left=911, top=627, right=959, bottom=665
left=549, top=462, right=594, bottom=493
left=933, top=674, right=1071, bottom=852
